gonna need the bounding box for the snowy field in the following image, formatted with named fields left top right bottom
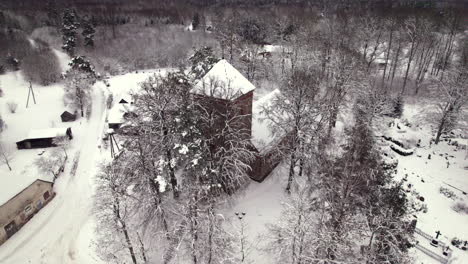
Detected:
left=380, top=105, right=468, bottom=264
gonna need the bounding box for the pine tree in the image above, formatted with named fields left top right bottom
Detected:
left=82, top=17, right=96, bottom=47
left=61, top=9, right=79, bottom=55
left=5, top=54, right=19, bottom=71
left=192, top=13, right=200, bottom=30
left=392, top=95, right=404, bottom=118
left=69, top=56, right=96, bottom=75
left=189, top=47, right=220, bottom=79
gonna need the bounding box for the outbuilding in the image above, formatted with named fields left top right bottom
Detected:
left=60, top=111, right=76, bottom=122
left=0, top=178, right=54, bottom=245
left=16, top=127, right=73, bottom=149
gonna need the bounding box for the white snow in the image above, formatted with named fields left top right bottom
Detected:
left=381, top=105, right=468, bottom=264
left=107, top=103, right=133, bottom=125
left=191, top=59, right=255, bottom=100
left=24, top=127, right=70, bottom=140
left=223, top=163, right=288, bottom=264
left=0, top=47, right=107, bottom=263
left=251, top=89, right=280, bottom=151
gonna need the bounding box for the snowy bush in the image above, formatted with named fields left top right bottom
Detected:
left=439, top=186, right=457, bottom=199
left=452, top=202, right=468, bottom=214
left=7, top=101, right=18, bottom=113
left=0, top=64, right=5, bottom=74
left=0, top=114, right=5, bottom=133
left=106, top=93, right=114, bottom=109
left=5, top=54, right=20, bottom=71
left=451, top=238, right=463, bottom=247
left=390, top=144, right=414, bottom=156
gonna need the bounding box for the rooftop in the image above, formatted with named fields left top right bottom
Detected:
left=0, top=151, right=55, bottom=206
left=191, top=59, right=255, bottom=100
left=23, top=127, right=70, bottom=141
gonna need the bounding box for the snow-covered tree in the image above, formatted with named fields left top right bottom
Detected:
left=5, top=53, right=19, bottom=71
left=64, top=57, right=97, bottom=117
left=263, top=67, right=328, bottom=193
left=427, top=68, right=468, bottom=144
left=0, top=141, right=12, bottom=171
left=95, top=162, right=140, bottom=264
left=0, top=114, right=5, bottom=134
left=61, top=9, right=79, bottom=55
left=192, top=13, right=200, bottom=31
left=81, top=17, right=96, bottom=47
left=133, top=71, right=193, bottom=198
left=189, top=47, right=220, bottom=80
left=53, top=136, right=71, bottom=159
left=267, top=188, right=320, bottom=264
left=6, top=100, right=18, bottom=113
left=35, top=150, right=66, bottom=182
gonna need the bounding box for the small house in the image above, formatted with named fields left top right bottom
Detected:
left=60, top=111, right=76, bottom=122
left=16, top=127, right=73, bottom=149
left=108, top=103, right=135, bottom=130
left=0, top=178, right=54, bottom=245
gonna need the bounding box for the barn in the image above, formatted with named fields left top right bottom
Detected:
left=16, top=127, right=73, bottom=149
left=60, top=111, right=76, bottom=122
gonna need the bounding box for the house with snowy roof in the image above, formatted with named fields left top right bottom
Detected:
left=0, top=171, right=55, bottom=245
left=192, top=59, right=286, bottom=182
left=16, top=127, right=73, bottom=149
left=108, top=102, right=136, bottom=130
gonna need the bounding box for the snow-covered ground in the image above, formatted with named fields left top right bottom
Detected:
left=0, top=48, right=107, bottom=263
left=222, top=163, right=288, bottom=264
left=380, top=104, right=468, bottom=264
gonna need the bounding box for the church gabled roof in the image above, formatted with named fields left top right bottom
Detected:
left=191, top=59, right=255, bottom=100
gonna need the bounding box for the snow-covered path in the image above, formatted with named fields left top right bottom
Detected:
left=0, top=86, right=106, bottom=264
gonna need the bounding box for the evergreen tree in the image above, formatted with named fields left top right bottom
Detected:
left=192, top=13, right=200, bottom=30
left=189, top=46, right=220, bottom=79
left=82, top=17, right=96, bottom=47
left=69, top=55, right=96, bottom=75
left=64, top=56, right=97, bottom=117
left=61, top=9, right=79, bottom=55
left=392, top=95, right=404, bottom=118
left=5, top=54, right=19, bottom=71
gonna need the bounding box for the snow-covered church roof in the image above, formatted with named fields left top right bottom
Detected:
left=191, top=59, right=255, bottom=100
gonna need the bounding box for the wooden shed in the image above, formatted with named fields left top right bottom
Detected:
left=16, top=127, right=73, bottom=149
left=60, top=111, right=76, bottom=122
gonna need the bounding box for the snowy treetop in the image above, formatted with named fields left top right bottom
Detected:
left=252, top=89, right=281, bottom=151
left=191, top=59, right=255, bottom=100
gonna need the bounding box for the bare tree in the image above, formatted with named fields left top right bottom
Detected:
left=53, top=136, right=71, bottom=159
left=0, top=141, right=13, bottom=171
left=427, top=68, right=468, bottom=144
left=35, top=150, right=66, bottom=182
left=7, top=100, right=18, bottom=113
left=64, top=68, right=94, bottom=117
left=267, top=187, right=319, bottom=264
left=95, top=161, right=140, bottom=264
left=263, top=67, right=327, bottom=193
